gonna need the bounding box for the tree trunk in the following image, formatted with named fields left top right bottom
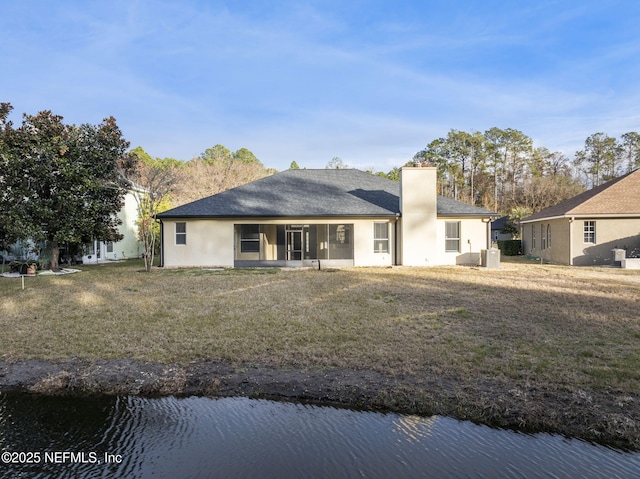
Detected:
left=144, top=252, right=152, bottom=272
left=49, top=240, right=60, bottom=271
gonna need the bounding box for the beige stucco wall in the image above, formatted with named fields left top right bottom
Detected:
left=162, top=219, right=235, bottom=267
left=571, top=217, right=640, bottom=266
left=400, top=167, right=438, bottom=266
left=521, top=218, right=571, bottom=265
left=161, top=217, right=396, bottom=268
left=434, top=217, right=491, bottom=265
left=522, top=217, right=640, bottom=265
left=353, top=219, right=395, bottom=266
left=161, top=214, right=494, bottom=268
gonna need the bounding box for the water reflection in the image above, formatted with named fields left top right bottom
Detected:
left=1, top=393, right=639, bottom=478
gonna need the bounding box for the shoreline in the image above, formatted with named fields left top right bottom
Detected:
left=1, top=358, right=638, bottom=450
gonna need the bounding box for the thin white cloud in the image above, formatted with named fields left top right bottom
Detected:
left=2, top=0, right=640, bottom=171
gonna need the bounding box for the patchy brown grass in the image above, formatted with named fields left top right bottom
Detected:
left=1, top=258, right=639, bottom=396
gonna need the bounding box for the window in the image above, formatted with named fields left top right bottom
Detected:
left=106, top=241, right=114, bottom=253
left=445, top=221, right=460, bottom=252
left=547, top=224, right=551, bottom=248
left=531, top=225, right=536, bottom=250
left=175, top=222, right=186, bottom=245
left=584, top=221, right=596, bottom=243
left=328, top=224, right=353, bottom=259
left=240, top=224, right=260, bottom=253
left=541, top=224, right=546, bottom=250
left=373, top=222, right=389, bottom=253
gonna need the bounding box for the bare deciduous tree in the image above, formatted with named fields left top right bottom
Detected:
left=131, top=161, right=177, bottom=272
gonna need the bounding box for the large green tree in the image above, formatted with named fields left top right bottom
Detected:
left=574, top=133, right=622, bottom=187
left=0, top=104, right=25, bottom=266
left=621, top=132, right=640, bottom=173
left=0, top=104, right=135, bottom=270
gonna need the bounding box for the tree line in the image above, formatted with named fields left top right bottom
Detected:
left=405, top=128, right=639, bottom=217
left=3, top=102, right=639, bottom=270
left=130, top=144, right=274, bottom=207
left=318, top=129, right=640, bottom=219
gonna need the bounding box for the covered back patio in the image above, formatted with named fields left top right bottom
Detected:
left=234, top=223, right=356, bottom=267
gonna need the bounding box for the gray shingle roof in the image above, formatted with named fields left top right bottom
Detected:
left=157, top=169, right=495, bottom=218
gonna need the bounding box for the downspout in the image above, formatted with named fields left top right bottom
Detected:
left=482, top=217, right=492, bottom=249
left=394, top=213, right=400, bottom=265
left=158, top=219, right=164, bottom=268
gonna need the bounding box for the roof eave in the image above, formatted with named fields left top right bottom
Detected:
left=156, top=213, right=399, bottom=220
left=521, top=212, right=640, bottom=223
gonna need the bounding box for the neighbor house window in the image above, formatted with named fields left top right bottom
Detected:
left=584, top=221, right=596, bottom=244
left=445, top=221, right=461, bottom=252
left=106, top=241, right=114, bottom=253
left=373, top=222, right=389, bottom=253
left=175, top=222, right=186, bottom=245
left=547, top=225, right=551, bottom=248
left=531, top=225, right=536, bottom=250
left=240, top=224, right=260, bottom=253
left=541, top=224, right=546, bottom=250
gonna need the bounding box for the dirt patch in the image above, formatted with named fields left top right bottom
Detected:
left=0, top=359, right=637, bottom=450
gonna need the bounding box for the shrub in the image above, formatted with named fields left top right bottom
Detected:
left=497, top=240, right=522, bottom=256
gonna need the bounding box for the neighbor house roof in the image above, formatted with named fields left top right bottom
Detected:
left=521, top=168, right=640, bottom=223
left=157, top=169, right=495, bottom=219
left=490, top=216, right=510, bottom=230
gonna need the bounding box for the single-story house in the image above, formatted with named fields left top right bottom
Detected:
left=520, top=168, right=640, bottom=265
left=156, top=167, right=496, bottom=268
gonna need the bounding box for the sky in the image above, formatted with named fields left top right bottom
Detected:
left=2, top=0, right=640, bottom=172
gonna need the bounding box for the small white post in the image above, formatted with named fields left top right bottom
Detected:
left=21, top=275, right=24, bottom=290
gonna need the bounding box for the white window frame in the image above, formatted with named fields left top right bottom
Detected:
left=583, top=221, right=596, bottom=244
left=175, top=222, right=187, bottom=245
left=373, top=222, right=389, bottom=253
left=445, top=221, right=461, bottom=253
left=531, top=225, right=536, bottom=250
left=547, top=224, right=551, bottom=249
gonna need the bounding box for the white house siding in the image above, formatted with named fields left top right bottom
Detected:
left=109, top=190, right=143, bottom=260
left=82, top=189, right=144, bottom=264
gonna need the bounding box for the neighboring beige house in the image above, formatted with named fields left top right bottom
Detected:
left=157, top=167, right=496, bottom=268
left=520, top=168, right=640, bottom=266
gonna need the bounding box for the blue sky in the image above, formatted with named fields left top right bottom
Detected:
left=2, top=0, right=640, bottom=171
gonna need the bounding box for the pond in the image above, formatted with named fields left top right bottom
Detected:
left=1, top=393, right=639, bottom=478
